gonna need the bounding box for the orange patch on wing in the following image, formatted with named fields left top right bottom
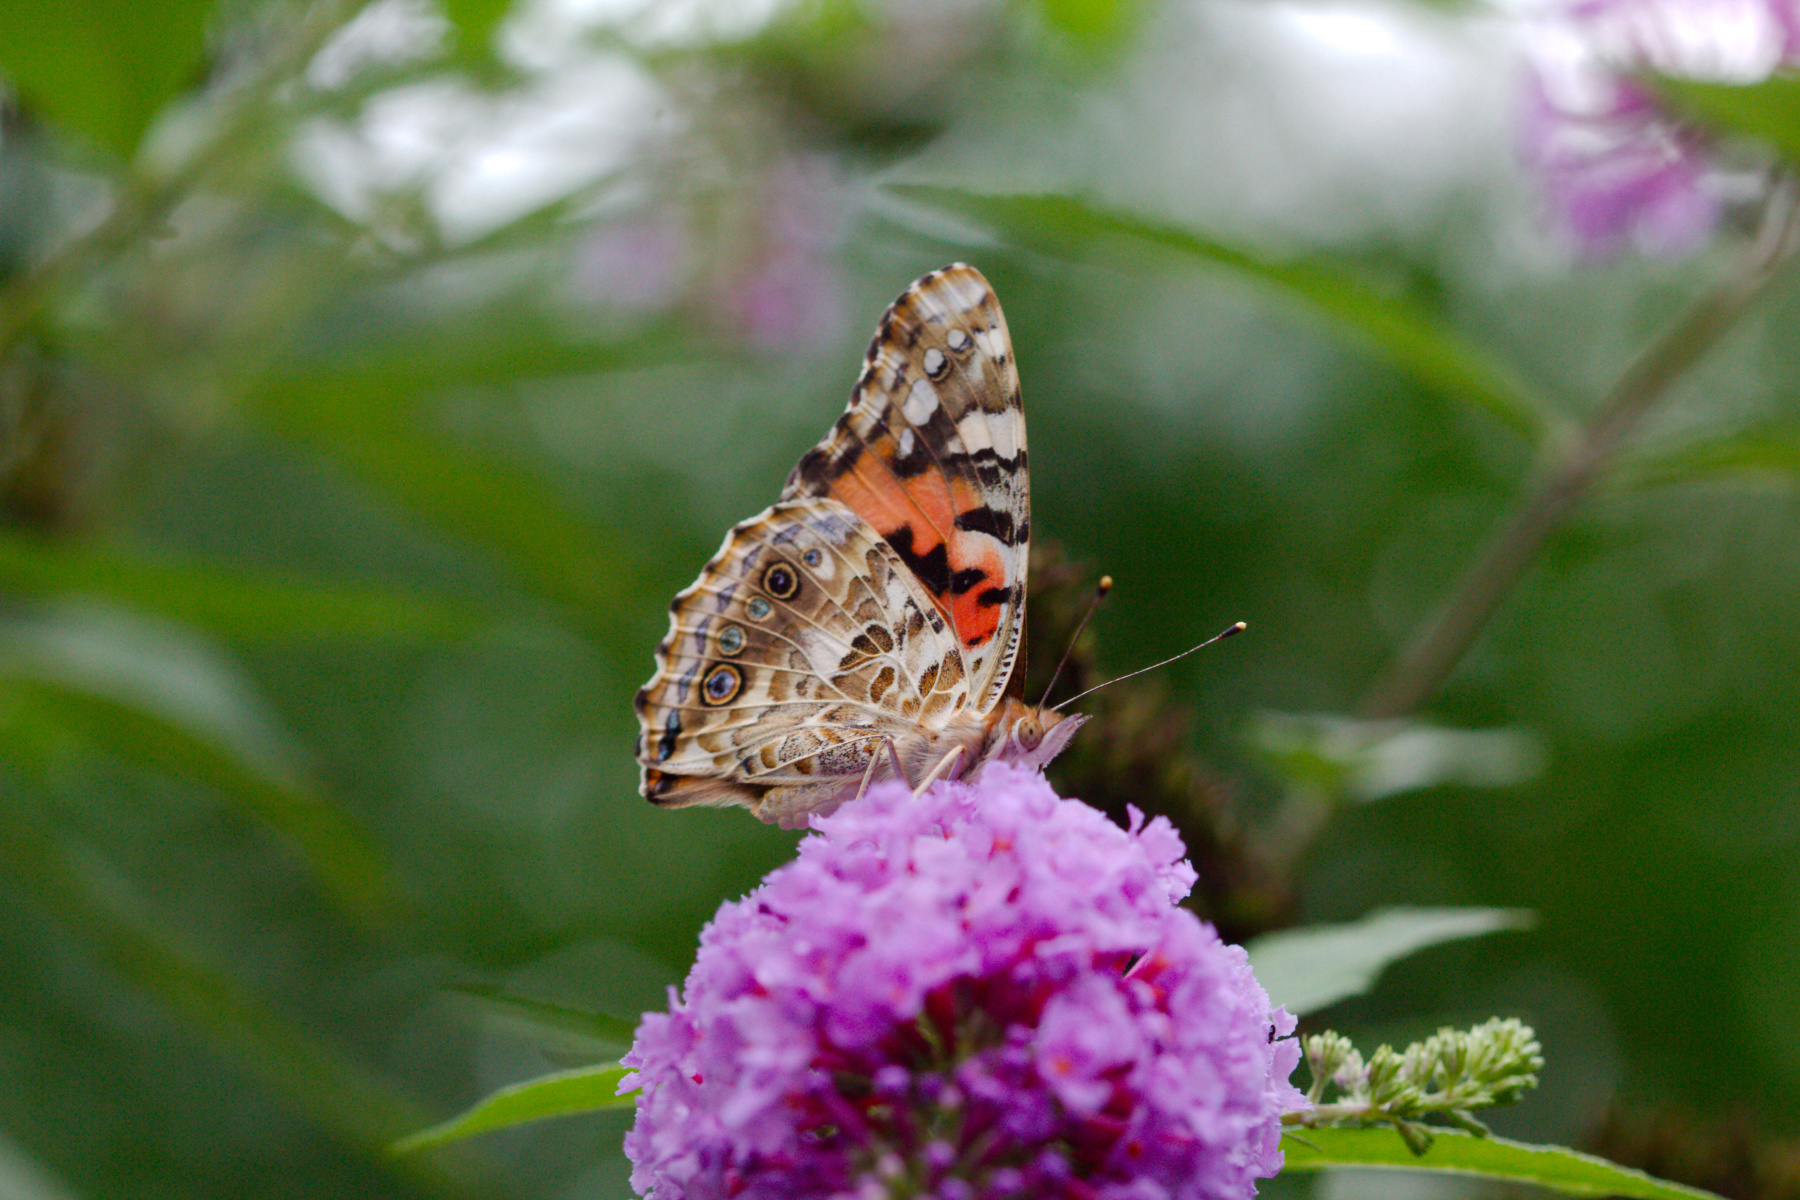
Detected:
left=831, top=446, right=1007, bottom=649
left=947, top=556, right=1004, bottom=646
left=831, top=445, right=943, bottom=542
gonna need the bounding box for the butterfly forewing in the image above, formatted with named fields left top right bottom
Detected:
left=781, top=264, right=1029, bottom=713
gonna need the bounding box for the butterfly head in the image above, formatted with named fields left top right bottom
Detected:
left=986, top=696, right=1088, bottom=773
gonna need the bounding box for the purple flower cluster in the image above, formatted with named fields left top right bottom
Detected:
left=569, top=154, right=845, bottom=351
left=1519, top=0, right=1800, bottom=257
left=620, top=764, right=1304, bottom=1200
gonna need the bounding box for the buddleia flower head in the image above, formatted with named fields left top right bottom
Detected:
left=620, top=763, right=1304, bottom=1199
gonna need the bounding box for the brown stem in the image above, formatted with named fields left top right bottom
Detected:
left=1356, top=185, right=1800, bottom=721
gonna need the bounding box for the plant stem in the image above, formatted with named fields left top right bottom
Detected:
left=1356, top=186, right=1800, bottom=721
left=0, top=0, right=369, bottom=361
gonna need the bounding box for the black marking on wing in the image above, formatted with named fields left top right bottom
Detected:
left=791, top=440, right=863, bottom=492
left=886, top=524, right=951, bottom=597
left=966, top=446, right=1026, bottom=491
left=892, top=435, right=934, bottom=479
left=888, top=524, right=998, bottom=600
left=953, top=505, right=1019, bottom=546
left=949, top=566, right=988, bottom=594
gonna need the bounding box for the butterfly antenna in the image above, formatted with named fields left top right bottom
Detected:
left=1050, top=621, right=1247, bottom=713
left=1037, top=575, right=1113, bottom=709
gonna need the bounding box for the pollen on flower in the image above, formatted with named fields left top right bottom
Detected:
left=620, top=764, right=1305, bottom=1200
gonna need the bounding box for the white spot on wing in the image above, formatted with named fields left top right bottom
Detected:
left=903, top=378, right=939, bottom=425
left=986, top=411, right=1020, bottom=460
left=946, top=328, right=970, bottom=351
left=955, top=410, right=994, bottom=453
left=897, top=426, right=915, bottom=458
left=974, top=327, right=1007, bottom=361
left=923, top=347, right=945, bottom=376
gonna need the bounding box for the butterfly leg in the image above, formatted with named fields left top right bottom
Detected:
left=910, top=746, right=966, bottom=797
left=885, top=739, right=908, bottom=785
left=850, top=737, right=907, bottom=804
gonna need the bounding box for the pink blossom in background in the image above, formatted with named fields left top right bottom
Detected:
left=570, top=212, right=690, bottom=318
left=1519, top=0, right=1800, bottom=258
left=620, top=765, right=1305, bottom=1200
left=710, top=156, right=847, bottom=353
left=571, top=157, right=846, bottom=350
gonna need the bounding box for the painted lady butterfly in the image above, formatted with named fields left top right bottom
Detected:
left=634, top=264, right=1085, bottom=828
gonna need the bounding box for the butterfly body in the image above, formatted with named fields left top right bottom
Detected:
left=635, top=264, right=1084, bottom=828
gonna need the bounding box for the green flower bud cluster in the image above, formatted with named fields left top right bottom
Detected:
left=1286, top=1018, right=1544, bottom=1154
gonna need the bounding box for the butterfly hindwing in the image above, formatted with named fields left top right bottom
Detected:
left=781, top=263, right=1029, bottom=713
left=635, top=497, right=974, bottom=825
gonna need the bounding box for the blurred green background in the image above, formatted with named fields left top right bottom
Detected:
left=3, top=0, right=1800, bottom=1196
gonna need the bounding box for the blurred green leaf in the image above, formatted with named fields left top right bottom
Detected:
left=894, top=187, right=1549, bottom=439
left=1619, top=419, right=1800, bottom=490
left=1280, top=1127, right=1723, bottom=1200
left=255, top=374, right=632, bottom=635
left=440, top=0, right=510, bottom=66
left=1030, top=0, right=1140, bottom=47
left=453, top=985, right=640, bottom=1057
left=1246, top=712, right=1547, bottom=802
left=1656, top=73, right=1800, bottom=167
left=0, top=799, right=467, bottom=1188
left=0, top=605, right=392, bottom=914
left=0, top=0, right=213, bottom=158
left=0, top=1133, right=80, bottom=1200
left=1248, top=907, right=1533, bottom=1015
left=247, top=322, right=689, bottom=648
left=0, top=532, right=480, bottom=643
left=393, top=1064, right=635, bottom=1155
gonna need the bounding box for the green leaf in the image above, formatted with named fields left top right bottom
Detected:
left=1031, top=0, right=1141, bottom=48
left=255, top=368, right=639, bottom=636
left=0, top=0, right=214, bottom=157
left=1280, top=1127, right=1724, bottom=1200
left=1248, top=907, right=1533, bottom=1015
left=890, top=187, right=1549, bottom=439
left=440, top=0, right=511, bottom=65
left=0, top=532, right=479, bottom=643
left=0, top=605, right=392, bottom=914
left=0, top=799, right=452, bottom=1174
left=1245, top=711, right=1547, bottom=802
left=392, top=1064, right=636, bottom=1154
left=1656, top=74, right=1800, bottom=167
left=1618, top=421, right=1800, bottom=490
left=451, top=985, right=641, bottom=1055
left=245, top=323, right=688, bottom=650
left=0, top=1132, right=80, bottom=1200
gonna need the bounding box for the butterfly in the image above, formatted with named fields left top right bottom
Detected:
left=634, top=264, right=1086, bottom=828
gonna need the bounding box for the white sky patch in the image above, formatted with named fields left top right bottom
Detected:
left=504, top=0, right=796, bottom=69
left=294, top=0, right=795, bottom=246
left=307, top=0, right=449, bottom=89
left=1280, top=4, right=1407, bottom=58
left=927, top=0, right=1526, bottom=250
left=291, top=52, right=673, bottom=245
